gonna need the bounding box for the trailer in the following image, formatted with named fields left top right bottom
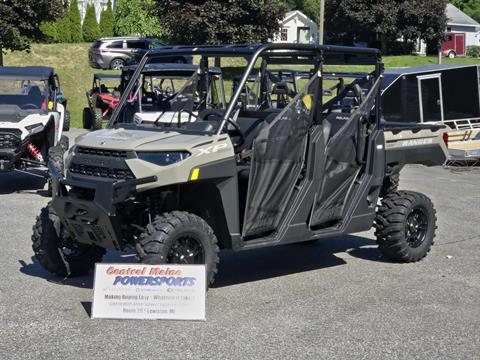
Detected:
left=381, top=64, right=480, bottom=163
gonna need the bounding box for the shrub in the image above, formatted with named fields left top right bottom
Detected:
left=82, top=4, right=100, bottom=42
left=69, top=0, right=83, bottom=42
left=40, top=22, right=58, bottom=43
left=99, top=0, right=114, bottom=38
left=467, top=45, right=480, bottom=58
left=56, top=15, right=72, bottom=43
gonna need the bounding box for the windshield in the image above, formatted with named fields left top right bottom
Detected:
left=114, top=72, right=200, bottom=125
left=0, top=79, right=49, bottom=110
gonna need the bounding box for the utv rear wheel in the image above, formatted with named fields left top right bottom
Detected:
left=92, top=108, right=103, bottom=130
left=32, top=205, right=106, bottom=277
left=374, top=191, right=436, bottom=262
left=82, top=107, right=92, bottom=129
left=380, top=173, right=400, bottom=197
left=63, top=110, right=71, bottom=131
left=136, top=211, right=220, bottom=286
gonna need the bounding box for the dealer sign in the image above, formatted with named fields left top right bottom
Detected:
left=92, top=264, right=206, bottom=320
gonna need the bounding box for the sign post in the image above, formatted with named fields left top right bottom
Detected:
left=92, top=264, right=206, bottom=320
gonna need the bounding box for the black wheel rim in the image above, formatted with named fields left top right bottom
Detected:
left=405, top=206, right=428, bottom=248
left=167, top=236, right=205, bottom=265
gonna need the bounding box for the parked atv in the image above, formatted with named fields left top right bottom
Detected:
left=82, top=73, right=122, bottom=130
left=0, top=66, right=68, bottom=193
left=33, top=44, right=447, bottom=286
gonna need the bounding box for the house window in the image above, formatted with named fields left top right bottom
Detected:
left=281, top=28, right=288, bottom=41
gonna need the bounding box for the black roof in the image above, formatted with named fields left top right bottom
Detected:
left=0, top=66, right=54, bottom=80
left=94, top=73, right=122, bottom=80
left=382, top=64, right=478, bottom=89
left=147, top=43, right=381, bottom=66
left=123, top=63, right=221, bottom=75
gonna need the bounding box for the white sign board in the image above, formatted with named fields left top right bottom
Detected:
left=92, top=264, right=206, bottom=320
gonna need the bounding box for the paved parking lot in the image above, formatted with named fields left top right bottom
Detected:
left=0, top=130, right=479, bottom=359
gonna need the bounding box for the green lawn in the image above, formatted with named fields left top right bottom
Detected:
left=4, top=43, right=480, bottom=128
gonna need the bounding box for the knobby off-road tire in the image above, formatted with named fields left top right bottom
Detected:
left=63, top=110, right=71, bottom=131
left=92, top=108, right=103, bottom=130
left=136, top=211, right=220, bottom=286
left=374, top=191, right=437, bottom=262
left=46, top=145, right=65, bottom=197
left=380, top=172, right=400, bottom=197
left=32, top=205, right=106, bottom=277
left=82, top=107, right=92, bottom=129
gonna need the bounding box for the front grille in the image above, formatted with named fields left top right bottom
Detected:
left=0, top=130, right=21, bottom=150
left=69, top=163, right=134, bottom=180
left=78, top=147, right=127, bottom=158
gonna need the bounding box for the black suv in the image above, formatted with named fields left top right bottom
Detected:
left=88, top=37, right=193, bottom=70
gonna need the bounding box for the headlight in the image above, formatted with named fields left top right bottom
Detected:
left=137, top=151, right=190, bottom=166
left=25, top=123, right=44, bottom=135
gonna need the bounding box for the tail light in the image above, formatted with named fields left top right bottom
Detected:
left=443, top=132, right=449, bottom=148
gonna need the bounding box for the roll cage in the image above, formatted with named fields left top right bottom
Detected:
left=109, top=44, right=382, bottom=133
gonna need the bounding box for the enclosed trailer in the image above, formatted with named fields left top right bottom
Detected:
left=382, top=64, right=480, bottom=162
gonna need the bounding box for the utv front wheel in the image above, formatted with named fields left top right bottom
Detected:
left=32, top=205, right=106, bottom=277
left=136, top=211, right=220, bottom=286
left=46, top=145, right=65, bottom=197
left=63, top=110, right=71, bottom=131
left=374, top=191, right=437, bottom=262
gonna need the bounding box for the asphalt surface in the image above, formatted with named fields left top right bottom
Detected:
left=0, top=129, right=479, bottom=360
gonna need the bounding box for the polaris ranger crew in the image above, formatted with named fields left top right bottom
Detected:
left=32, top=44, right=447, bottom=285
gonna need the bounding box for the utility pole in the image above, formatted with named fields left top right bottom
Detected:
left=319, top=0, right=325, bottom=45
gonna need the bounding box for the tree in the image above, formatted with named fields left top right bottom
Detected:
left=115, top=0, right=164, bottom=37
left=152, top=0, right=287, bottom=44
left=82, top=4, right=100, bottom=42
left=325, top=0, right=448, bottom=54
left=0, top=0, right=64, bottom=65
left=56, top=0, right=72, bottom=43
left=69, top=0, right=83, bottom=43
left=99, top=0, right=115, bottom=38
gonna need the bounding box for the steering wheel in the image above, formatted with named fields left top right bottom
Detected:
left=21, top=103, right=39, bottom=110
left=226, top=118, right=245, bottom=149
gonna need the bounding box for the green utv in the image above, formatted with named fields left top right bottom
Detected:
left=32, top=44, right=447, bottom=285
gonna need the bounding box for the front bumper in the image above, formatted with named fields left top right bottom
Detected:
left=0, top=131, right=25, bottom=171
left=50, top=162, right=156, bottom=251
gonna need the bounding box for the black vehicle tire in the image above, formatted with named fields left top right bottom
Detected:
left=92, top=108, right=103, bottom=130
left=374, top=191, right=437, bottom=262
left=110, top=58, right=125, bottom=70
left=32, top=205, right=106, bottom=277
left=136, top=211, right=220, bottom=286
left=46, top=145, right=65, bottom=197
left=63, top=110, right=71, bottom=131
left=380, top=172, right=400, bottom=197
left=82, top=107, right=92, bottom=129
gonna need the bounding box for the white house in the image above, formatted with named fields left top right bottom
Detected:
left=77, top=0, right=116, bottom=23
left=445, top=3, right=480, bottom=46
left=274, top=10, right=318, bottom=44
left=415, top=3, right=480, bottom=55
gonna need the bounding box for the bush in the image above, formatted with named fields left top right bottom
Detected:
left=467, top=45, right=480, bottom=58
left=56, top=15, right=72, bottom=43
left=82, top=4, right=100, bottom=42
left=40, top=22, right=58, bottom=43
left=69, top=0, right=83, bottom=42
left=99, top=0, right=114, bottom=38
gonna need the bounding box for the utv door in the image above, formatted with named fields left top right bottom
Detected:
left=242, top=76, right=319, bottom=238
left=309, top=79, right=382, bottom=229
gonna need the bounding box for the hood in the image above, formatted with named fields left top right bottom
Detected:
left=75, top=127, right=217, bottom=152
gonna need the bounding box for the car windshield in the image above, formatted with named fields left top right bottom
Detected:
left=0, top=78, right=49, bottom=110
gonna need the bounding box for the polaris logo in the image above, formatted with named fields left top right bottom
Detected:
left=401, top=138, right=433, bottom=147
left=196, top=143, right=228, bottom=156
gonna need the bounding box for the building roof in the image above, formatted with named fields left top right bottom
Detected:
left=281, top=10, right=316, bottom=26
left=0, top=66, right=54, bottom=80
left=446, top=3, right=480, bottom=27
